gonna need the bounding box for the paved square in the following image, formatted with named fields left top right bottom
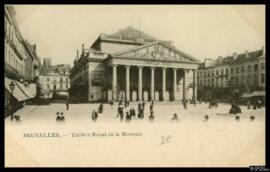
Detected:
left=5, top=102, right=265, bottom=167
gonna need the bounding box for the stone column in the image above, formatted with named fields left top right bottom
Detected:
left=162, top=67, right=166, bottom=101
left=150, top=67, right=155, bottom=101
left=138, top=66, right=143, bottom=101
left=191, top=69, right=197, bottom=103
left=182, top=69, right=186, bottom=101
left=125, top=65, right=130, bottom=101
left=173, top=68, right=177, bottom=101
left=112, top=65, right=117, bottom=101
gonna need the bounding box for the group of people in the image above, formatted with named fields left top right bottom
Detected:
left=56, top=112, right=65, bottom=121
left=247, top=99, right=263, bottom=110
left=115, top=100, right=155, bottom=122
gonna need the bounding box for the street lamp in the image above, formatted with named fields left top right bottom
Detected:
left=9, top=81, right=15, bottom=120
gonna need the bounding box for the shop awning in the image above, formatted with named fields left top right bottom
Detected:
left=5, top=77, right=30, bottom=101
left=14, top=81, right=35, bottom=99
left=242, top=91, right=265, bottom=98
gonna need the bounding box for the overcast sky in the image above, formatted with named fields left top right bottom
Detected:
left=13, top=5, right=265, bottom=66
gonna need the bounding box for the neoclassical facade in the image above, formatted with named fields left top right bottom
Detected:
left=70, top=27, right=201, bottom=102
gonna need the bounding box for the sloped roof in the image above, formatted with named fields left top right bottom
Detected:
left=40, top=64, right=70, bottom=76
left=201, top=48, right=264, bottom=69
left=106, top=26, right=158, bottom=43
left=233, top=49, right=263, bottom=63
left=112, top=41, right=201, bottom=63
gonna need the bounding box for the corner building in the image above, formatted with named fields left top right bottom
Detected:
left=70, top=27, right=201, bottom=102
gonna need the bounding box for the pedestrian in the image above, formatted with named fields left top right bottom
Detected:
left=117, top=106, right=121, bottom=118
left=171, top=113, right=178, bottom=122
left=125, top=112, right=131, bottom=122
left=92, top=110, right=98, bottom=121
left=149, top=114, right=154, bottom=122
left=142, top=101, right=145, bottom=111
left=120, top=108, right=124, bottom=122
left=150, top=103, right=154, bottom=116
left=253, top=101, right=257, bottom=110
left=184, top=99, right=187, bottom=109
left=56, top=112, right=61, bottom=121
left=132, top=108, right=136, bottom=119
left=250, top=115, right=255, bottom=121
left=258, top=100, right=261, bottom=108
left=247, top=100, right=251, bottom=109
left=98, top=103, right=103, bottom=113
left=235, top=115, right=240, bottom=122
left=204, top=115, right=209, bottom=122
left=60, top=112, right=65, bottom=121
left=66, top=97, right=69, bottom=110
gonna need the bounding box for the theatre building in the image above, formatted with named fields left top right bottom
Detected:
left=69, top=27, right=201, bottom=103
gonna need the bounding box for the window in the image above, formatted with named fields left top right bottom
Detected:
left=47, top=84, right=50, bottom=89
left=212, top=71, right=214, bottom=77
left=261, top=74, right=265, bottom=84
left=247, top=75, right=252, bottom=85
left=254, top=74, right=258, bottom=85
left=231, top=68, right=234, bottom=74
left=241, top=66, right=245, bottom=73
left=211, top=79, right=214, bottom=87
left=236, top=67, right=239, bottom=74
left=235, top=76, right=239, bottom=85
left=47, top=78, right=50, bottom=82
left=207, top=71, right=210, bottom=77
left=66, top=84, right=68, bottom=89
left=261, top=63, right=265, bottom=70
left=216, top=79, right=219, bottom=87
left=60, top=84, right=63, bottom=90
left=207, top=79, right=210, bottom=87
left=216, top=70, right=219, bottom=76
left=241, top=76, right=245, bottom=84
left=221, top=69, right=224, bottom=75
left=60, top=78, right=63, bottom=82
left=226, top=68, right=229, bottom=75
left=254, top=64, right=258, bottom=71
left=66, top=78, right=69, bottom=82
left=247, top=65, right=251, bottom=72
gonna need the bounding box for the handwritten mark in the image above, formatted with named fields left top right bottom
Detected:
left=160, top=135, right=174, bottom=146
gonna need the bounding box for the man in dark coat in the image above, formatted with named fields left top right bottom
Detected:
left=66, top=97, right=69, bottom=110
left=98, top=103, right=103, bottom=113
left=92, top=110, right=98, bottom=121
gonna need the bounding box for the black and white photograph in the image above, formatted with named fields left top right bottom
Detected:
left=4, top=5, right=266, bottom=167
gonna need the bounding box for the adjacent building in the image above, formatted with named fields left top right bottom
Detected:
left=197, top=48, right=265, bottom=101
left=39, top=63, right=71, bottom=99
left=70, top=26, right=201, bottom=103
left=4, top=5, right=41, bottom=117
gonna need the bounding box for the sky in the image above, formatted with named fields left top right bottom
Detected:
left=13, top=5, right=265, bottom=66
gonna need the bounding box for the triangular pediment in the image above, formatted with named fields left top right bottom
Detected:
left=112, top=42, right=200, bottom=63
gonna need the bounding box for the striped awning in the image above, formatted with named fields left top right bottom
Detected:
left=5, top=77, right=30, bottom=101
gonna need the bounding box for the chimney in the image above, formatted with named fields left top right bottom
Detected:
left=76, top=49, right=79, bottom=59
left=262, top=46, right=265, bottom=54
left=233, top=53, right=238, bottom=60
left=245, top=51, right=249, bottom=58
left=82, top=44, right=85, bottom=56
